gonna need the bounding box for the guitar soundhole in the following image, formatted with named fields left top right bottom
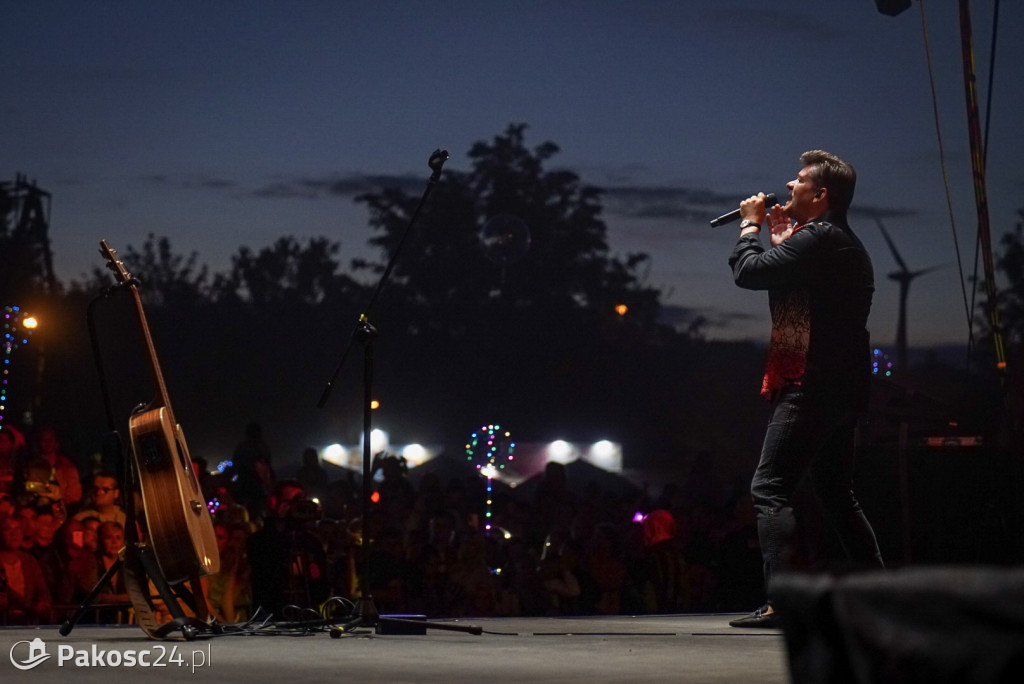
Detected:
left=139, top=433, right=166, bottom=469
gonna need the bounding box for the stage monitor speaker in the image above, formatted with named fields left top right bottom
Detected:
left=772, top=568, right=1024, bottom=684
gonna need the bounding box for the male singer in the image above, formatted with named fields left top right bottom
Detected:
left=727, top=150, right=884, bottom=628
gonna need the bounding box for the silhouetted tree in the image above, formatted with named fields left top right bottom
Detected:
left=213, top=236, right=363, bottom=308
left=988, top=210, right=1024, bottom=351
left=349, top=124, right=720, bottom=454
left=22, top=126, right=770, bottom=479
left=356, top=124, right=664, bottom=341
left=76, top=233, right=210, bottom=308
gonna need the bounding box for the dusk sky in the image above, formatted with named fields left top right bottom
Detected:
left=5, top=1, right=1023, bottom=349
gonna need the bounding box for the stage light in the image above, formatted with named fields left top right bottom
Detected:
left=22, top=316, right=38, bottom=329
left=588, top=439, right=622, bottom=471
left=369, top=428, right=389, bottom=455
left=615, top=304, right=628, bottom=316
left=322, top=443, right=349, bottom=467
left=402, top=443, right=431, bottom=466
left=875, top=0, right=912, bottom=17
left=547, top=439, right=575, bottom=463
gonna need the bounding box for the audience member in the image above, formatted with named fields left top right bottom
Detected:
left=1, top=515, right=52, bottom=623
left=30, top=507, right=64, bottom=609
left=74, top=472, right=127, bottom=526
left=640, top=510, right=691, bottom=613
left=295, top=447, right=328, bottom=500
left=93, top=521, right=129, bottom=606
left=13, top=505, right=37, bottom=551
left=247, top=480, right=328, bottom=616
left=579, top=523, right=627, bottom=615
left=80, top=516, right=100, bottom=555
left=0, top=427, right=24, bottom=496
left=229, top=422, right=275, bottom=518
left=373, top=454, right=416, bottom=531
left=208, top=521, right=252, bottom=622
left=52, top=518, right=98, bottom=605
left=20, top=427, right=82, bottom=511
left=450, top=530, right=496, bottom=616
left=538, top=527, right=581, bottom=615
left=364, top=525, right=412, bottom=613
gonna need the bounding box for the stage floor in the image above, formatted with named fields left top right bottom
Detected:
left=2, top=614, right=789, bottom=682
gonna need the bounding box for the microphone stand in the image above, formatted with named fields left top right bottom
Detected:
left=318, top=149, right=481, bottom=637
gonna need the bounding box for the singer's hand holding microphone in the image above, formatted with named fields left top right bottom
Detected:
left=711, top=192, right=797, bottom=247
left=739, top=193, right=771, bottom=234
left=709, top=192, right=777, bottom=227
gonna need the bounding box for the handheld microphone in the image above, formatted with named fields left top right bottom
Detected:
left=709, top=193, right=778, bottom=227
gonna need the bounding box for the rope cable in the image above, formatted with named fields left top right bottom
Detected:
left=918, top=0, right=975, bottom=350
left=969, top=0, right=1001, bottom=362
left=957, top=0, right=1008, bottom=373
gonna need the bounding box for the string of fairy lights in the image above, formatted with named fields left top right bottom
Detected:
left=464, top=424, right=515, bottom=534
left=872, top=348, right=894, bottom=377
left=2, top=305, right=37, bottom=429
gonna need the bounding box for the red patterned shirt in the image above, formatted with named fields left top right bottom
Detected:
left=762, top=289, right=811, bottom=398
left=729, top=214, right=874, bottom=408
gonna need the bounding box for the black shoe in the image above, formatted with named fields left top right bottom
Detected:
left=728, top=605, right=779, bottom=628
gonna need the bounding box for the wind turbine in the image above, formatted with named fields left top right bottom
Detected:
left=873, top=217, right=944, bottom=371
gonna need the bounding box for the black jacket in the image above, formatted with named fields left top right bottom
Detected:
left=729, top=211, right=874, bottom=408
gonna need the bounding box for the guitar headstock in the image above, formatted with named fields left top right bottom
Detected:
left=99, top=240, right=132, bottom=284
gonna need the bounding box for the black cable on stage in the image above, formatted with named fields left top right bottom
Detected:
left=201, top=602, right=349, bottom=638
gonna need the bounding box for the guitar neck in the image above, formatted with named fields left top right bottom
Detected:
left=127, top=285, right=175, bottom=417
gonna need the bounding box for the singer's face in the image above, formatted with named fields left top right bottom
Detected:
left=784, top=165, right=823, bottom=224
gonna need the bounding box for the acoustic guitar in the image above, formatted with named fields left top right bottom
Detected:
left=100, top=240, right=220, bottom=585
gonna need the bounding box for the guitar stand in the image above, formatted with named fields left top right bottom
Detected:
left=59, top=548, right=128, bottom=636
left=59, top=542, right=216, bottom=641
left=127, top=539, right=219, bottom=640
left=61, top=286, right=219, bottom=641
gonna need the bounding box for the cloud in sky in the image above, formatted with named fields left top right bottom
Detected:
left=252, top=173, right=424, bottom=200
left=138, top=164, right=922, bottom=235
left=659, top=303, right=762, bottom=337
left=705, top=7, right=849, bottom=41
left=141, top=174, right=237, bottom=191
left=603, top=186, right=743, bottom=222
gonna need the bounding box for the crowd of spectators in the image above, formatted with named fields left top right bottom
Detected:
left=1, top=421, right=769, bottom=626
left=1, top=424, right=127, bottom=624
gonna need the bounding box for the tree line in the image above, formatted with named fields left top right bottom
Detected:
left=4, top=124, right=1019, bottom=479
